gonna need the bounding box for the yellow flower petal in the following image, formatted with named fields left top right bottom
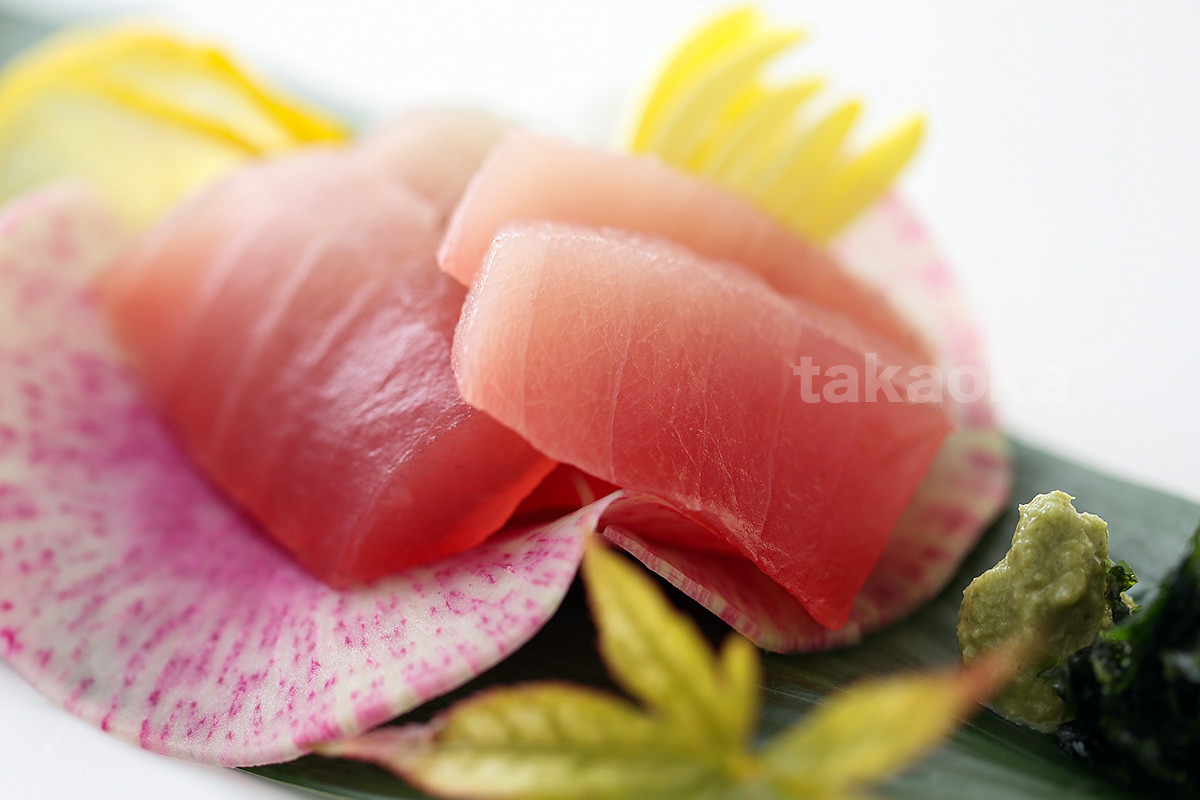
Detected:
left=627, top=6, right=924, bottom=242
left=798, top=115, right=926, bottom=240
left=756, top=97, right=862, bottom=210
left=628, top=5, right=761, bottom=154
left=699, top=78, right=823, bottom=179
left=644, top=26, right=805, bottom=168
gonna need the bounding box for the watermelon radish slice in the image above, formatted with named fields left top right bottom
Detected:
left=597, top=196, right=1011, bottom=651
left=0, top=183, right=589, bottom=765
left=452, top=221, right=953, bottom=630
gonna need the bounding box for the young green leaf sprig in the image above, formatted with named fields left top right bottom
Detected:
left=322, top=542, right=1012, bottom=800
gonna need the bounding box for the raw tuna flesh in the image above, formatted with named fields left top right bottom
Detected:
left=355, top=108, right=514, bottom=222
left=439, top=131, right=935, bottom=366
left=453, top=221, right=954, bottom=629
left=597, top=196, right=1012, bottom=652
left=99, top=118, right=557, bottom=587
left=512, top=464, right=622, bottom=517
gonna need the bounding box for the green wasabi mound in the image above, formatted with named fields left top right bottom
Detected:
left=957, top=491, right=1133, bottom=731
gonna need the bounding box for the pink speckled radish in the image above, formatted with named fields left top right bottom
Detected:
left=0, top=185, right=588, bottom=766
left=597, top=196, right=1011, bottom=652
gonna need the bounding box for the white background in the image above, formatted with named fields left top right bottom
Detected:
left=1, top=0, right=1198, bottom=797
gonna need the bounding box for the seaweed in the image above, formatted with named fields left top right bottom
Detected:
left=1104, top=559, right=1139, bottom=623
left=1056, top=524, right=1200, bottom=795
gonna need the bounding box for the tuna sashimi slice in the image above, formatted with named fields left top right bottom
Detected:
left=355, top=109, right=514, bottom=222
left=99, top=118, right=555, bottom=586
left=453, top=222, right=953, bottom=629
left=0, top=184, right=588, bottom=765
left=439, top=131, right=935, bottom=366
left=600, top=197, right=1012, bottom=651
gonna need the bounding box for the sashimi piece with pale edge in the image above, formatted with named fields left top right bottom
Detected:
left=355, top=108, right=514, bottom=221
left=602, top=196, right=1011, bottom=651
left=439, top=128, right=1008, bottom=647
left=0, top=183, right=589, bottom=764
left=99, top=113, right=556, bottom=586
left=453, top=221, right=953, bottom=629
left=439, top=131, right=934, bottom=366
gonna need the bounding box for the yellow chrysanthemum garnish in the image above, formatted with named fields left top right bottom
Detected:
left=0, top=24, right=347, bottom=228
left=629, top=6, right=923, bottom=243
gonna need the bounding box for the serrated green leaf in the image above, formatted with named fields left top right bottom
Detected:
left=718, top=634, right=763, bottom=747
left=582, top=542, right=758, bottom=751
left=326, top=684, right=734, bottom=800
left=761, top=664, right=993, bottom=796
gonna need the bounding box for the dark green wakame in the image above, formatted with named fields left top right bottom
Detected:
left=1057, top=524, right=1200, bottom=797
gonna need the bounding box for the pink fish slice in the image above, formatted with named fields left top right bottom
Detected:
left=600, top=196, right=1011, bottom=651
